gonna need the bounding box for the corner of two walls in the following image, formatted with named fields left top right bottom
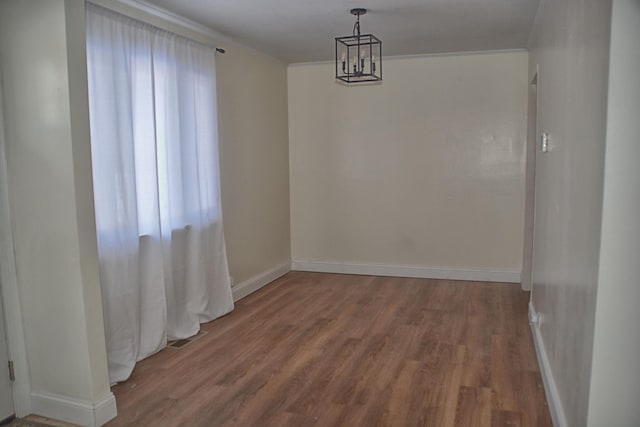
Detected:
left=233, top=49, right=532, bottom=294
left=0, top=1, right=293, bottom=423
left=0, top=1, right=114, bottom=425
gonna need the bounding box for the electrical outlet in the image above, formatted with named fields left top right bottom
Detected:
left=529, top=310, right=541, bottom=327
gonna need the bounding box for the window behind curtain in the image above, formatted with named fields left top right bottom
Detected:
left=86, top=3, right=233, bottom=384
left=86, top=5, right=222, bottom=239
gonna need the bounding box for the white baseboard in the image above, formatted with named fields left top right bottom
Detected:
left=529, top=301, right=567, bottom=427
left=30, top=391, right=117, bottom=427
left=291, top=260, right=521, bottom=283
left=232, top=261, right=291, bottom=301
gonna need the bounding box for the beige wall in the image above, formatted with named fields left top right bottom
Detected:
left=217, top=46, right=290, bottom=285
left=527, top=0, right=612, bottom=425
left=588, top=1, right=640, bottom=425
left=91, top=1, right=291, bottom=287
left=288, top=52, right=528, bottom=276
left=0, top=0, right=113, bottom=423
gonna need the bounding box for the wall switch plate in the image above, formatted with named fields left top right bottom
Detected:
left=541, top=132, right=549, bottom=152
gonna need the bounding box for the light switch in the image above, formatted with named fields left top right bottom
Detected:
left=541, top=132, right=549, bottom=153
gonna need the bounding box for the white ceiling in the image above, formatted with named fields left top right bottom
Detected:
left=140, top=0, right=541, bottom=63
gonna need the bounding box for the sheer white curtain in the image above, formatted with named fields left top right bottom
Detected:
left=86, top=4, right=233, bottom=383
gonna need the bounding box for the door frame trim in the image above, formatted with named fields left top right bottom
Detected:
left=0, top=73, right=32, bottom=417
left=521, top=64, right=540, bottom=291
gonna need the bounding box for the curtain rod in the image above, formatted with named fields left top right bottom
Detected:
left=88, top=0, right=227, bottom=55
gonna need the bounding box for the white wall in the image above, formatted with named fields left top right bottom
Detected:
left=288, top=52, right=528, bottom=279
left=92, top=0, right=291, bottom=289
left=0, top=1, right=114, bottom=425
left=527, top=0, right=612, bottom=425
left=588, top=1, right=640, bottom=425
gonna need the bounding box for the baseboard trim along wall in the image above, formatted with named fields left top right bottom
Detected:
left=528, top=302, right=567, bottom=427
left=231, top=261, right=292, bottom=301
left=291, top=260, right=521, bottom=283
left=30, top=391, right=117, bottom=427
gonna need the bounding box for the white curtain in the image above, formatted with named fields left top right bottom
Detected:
left=86, top=4, right=234, bottom=383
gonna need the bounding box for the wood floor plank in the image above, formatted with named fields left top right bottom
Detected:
left=492, top=409, right=523, bottom=427
left=491, top=334, right=520, bottom=412
left=381, top=360, right=420, bottom=426
left=433, top=344, right=466, bottom=427
left=106, top=272, right=552, bottom=427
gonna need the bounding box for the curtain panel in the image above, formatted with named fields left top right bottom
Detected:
left=86, top=3, right=233, bottom=383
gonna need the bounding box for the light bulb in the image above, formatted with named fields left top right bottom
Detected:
left=341, top=52, right=346, bottom=62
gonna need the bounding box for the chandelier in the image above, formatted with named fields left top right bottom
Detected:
left=335, top=8, right=382, bottom=84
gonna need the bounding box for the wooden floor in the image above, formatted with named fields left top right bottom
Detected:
left=107, top=272, right=551, bottom=427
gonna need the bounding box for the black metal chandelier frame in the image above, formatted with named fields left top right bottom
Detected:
left=335, top=8, right=382, bottom=84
